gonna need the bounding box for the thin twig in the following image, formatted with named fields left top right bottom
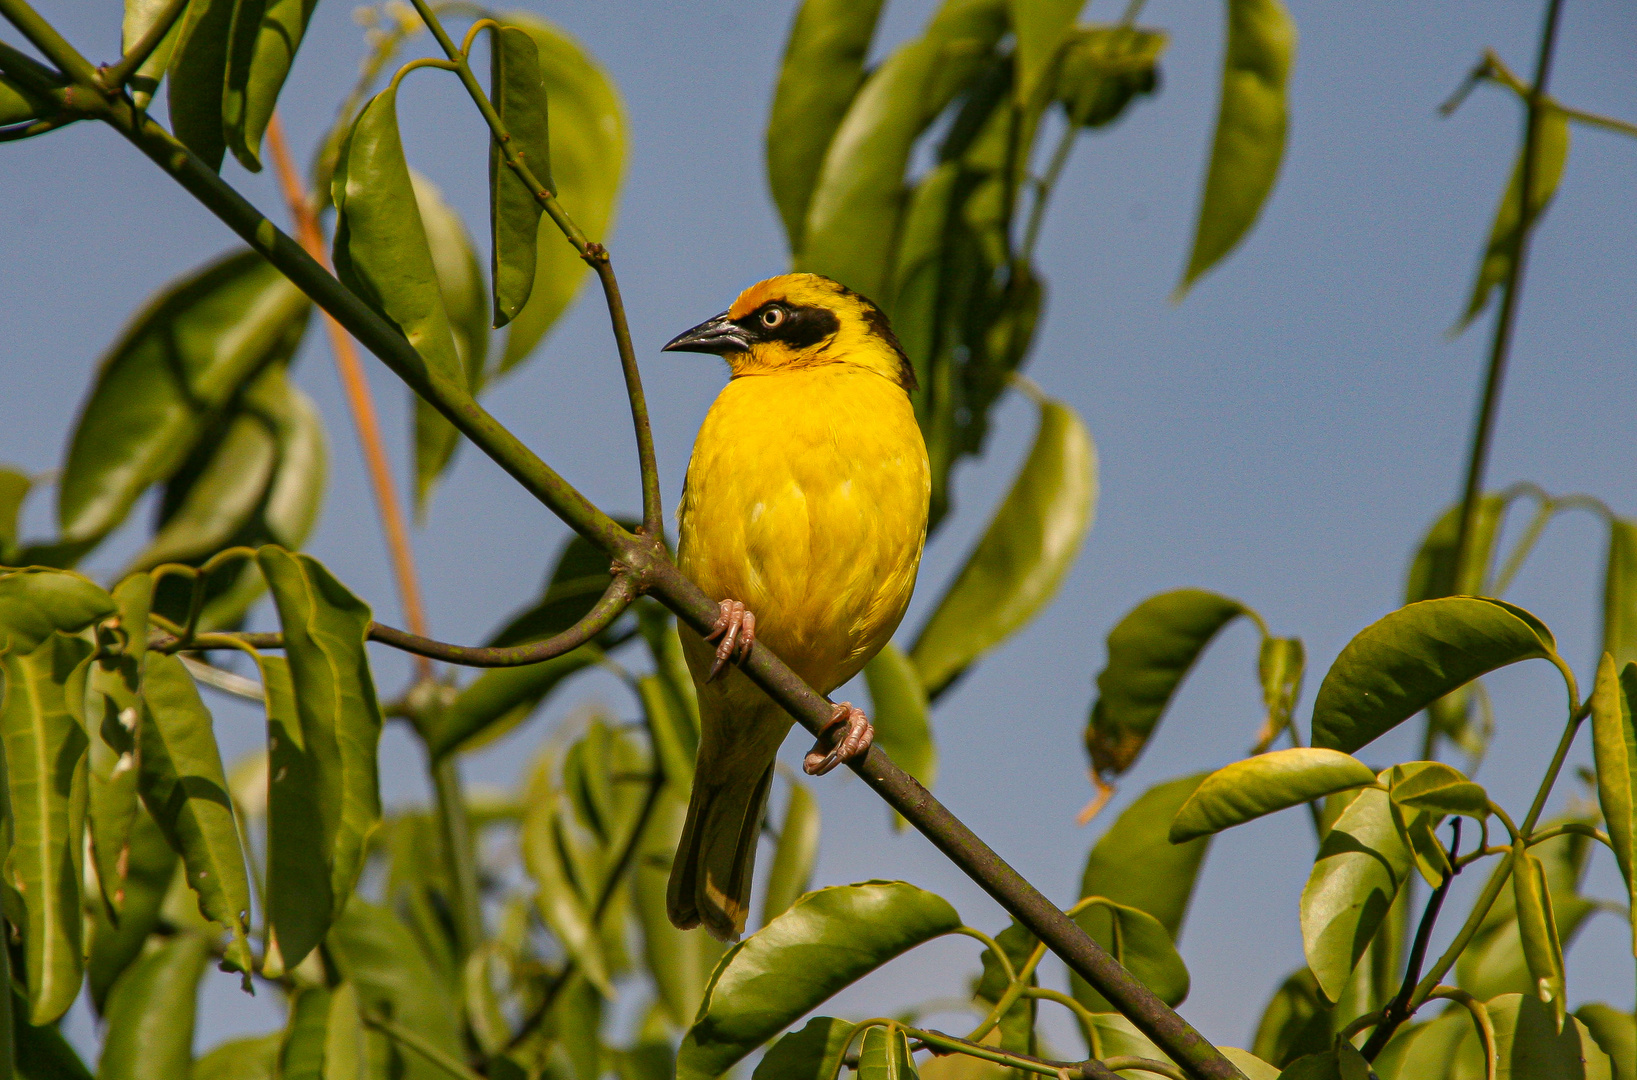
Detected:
left=1361, top=820, right=1462, bottom=1059
left=362, top=1012, right=485, bottom=1080
left=264, top=114, right=436, bottom=681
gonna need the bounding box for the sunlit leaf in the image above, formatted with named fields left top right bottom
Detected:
left=1071, top=898, right=1190, bottom=1012
left=223, top=0, right=320, bottom=170
left=1311, top=597, right=1559, bottom=754
left=912, top=394, right=1095, bottom=697
left=1299, top=783, right=1411, bottom=1003
left=857, top=1024, right=919, bottom=1080
left=97, top=932, right=212, bottom=1080
left=167, top=0, right=235, bottom=170
left=0, top=71, right=54, bottom=125
left=1590, top=657, right=1637, bottom=930
left=678, top=880, right=961, bottom=1079
left=489, top=23, right=551, bottom=327
left=1414, top=994, right=1614, bottom=1080
left=0, top=567, right=115, bottom=656
left=761, top=779, right=821, bottom=926
left=1082, top=772, right=1211, bottom=939
left=1176, top=0, right=1296, bottom=296
left=121, top=0, right=183, bottom=110
left=1514, top=851, right=1567, bottom=1031
left=1009, top=0, right=1082, bottom=107
left=865, top=642, right=934, bottom=828
left=1386, top=760, right=1489, bottom=819
left=1170, top=749, right=1378, bottom=843
left=1604, top=520, right=1637, bottom=670
left=194, top=1032, right=281, bottom=1080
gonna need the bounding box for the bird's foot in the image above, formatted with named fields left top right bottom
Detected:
left=804, top=702, right=874, bottom=776
left=704, top=598, right=757, bottom=682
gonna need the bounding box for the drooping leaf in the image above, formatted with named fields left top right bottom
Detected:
left=1251, top=968, right=1332, bottom=1068
left=632, top=790, right=722, bottom=1030
left=1514, top=851, right=1567, bottom=1031
left=1169, top=749, right=1378, bottom=843
left=257, top=547, right=384, bottom=975
left=1081, top=773, right=1211, bottom=939
left=1055, top=25, right=1167, bottom=129
left=497, top=12, right=626, bottom=372
left=1255, top=636, right=1304, bottom=750
left=678, top=881, right=961, bottom=1080
left=753, top=1016, right=854, bottom=1080
left=121, top=0, right=183, bottom=110
left=1405, top=493, right=1509, bottom=604
left=410, top=171, right=491, bottom=512
left=86, top=573, right=147, bottom=917
left=1482, top=995, right=1611, bottom=1080
left=912, top=394, right=1095, bottom=697
left=1311, top=597, right=1559, bottom=754
left=857, top=1024, right=919, bottom=1080
left=167, top=0, right=235, bottom=170
left=489, top=23, right=551, bottom=327
left=1176, top=0, right=1296, bottom=296
left=0, top=568, right=115, bottom=655
left=766, top=0, right=887, bottom=252
left=55, top=250, right=309, bottom=557
left=194, top=1033, right=282, bottom=1080
left=1009, top=0, right=1083, bottom=106
left=137, top=652, right=254, bottom=974
left=0, top=72, right=53, bottom=125
left=0, top=633, right=91, bottom=1024
left=865, top=642, right=934, bottom=828
left=761, top=779, right=821, bottom=927
left=1604, top=521, right=1637, bottom=670
left=258, top=654, right=330, bottom=978
left=521, top=785, right=613, bottom=997
left=1576, top=1005, right=1635, bottom=1080
left=1590, top=657, right=1637, bottom=927
left=1299, top=783, right=1412, bottom=1003
left=223, top=0, right=320, bottom=170
left=1083, top=590, right=1246, bottom=782
left=332, top=82, right=466, bottom=405
left=637, top=669, right=695, bottom=792
left=1070, top=898, right=1191, bottom=1012
left=97, top=932, right=212, bottom=1080
left=1386, top=760, right=1490, bottom=819
left=1455, top=109, right=1572, bottom=332
left=0, top=466, right=30, bottom=560
left=87, top=808, right=178, bottom=1011
left=278, top=983, right=330, bottom=1080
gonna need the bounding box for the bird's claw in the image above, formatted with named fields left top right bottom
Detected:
left=705, top=599, right=756, bottom=682
left=804, top=702, right=874, bottom=776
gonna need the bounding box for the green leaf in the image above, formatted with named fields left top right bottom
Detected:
left=167, top=0, right=235, bottom=170
left=912, top=394, right=1095, bottom=697
left=858, top=1024, right=919, bottom=1080
left=121, top=0, right=183, bottom=110
left=13, top=992, right=95, bottom=1080
left=1299, top=783, right=1412, bottom=1003
left=87, top=807, right=178, bottom=1012
left=410, top=171, right=491, bottom=512
left=496, top=13, right=626, bottom=373
left=522, top=783, right=613, bottom=997
left=1251, top=968, right=1332, bottom=1068
left=753, top=1016, right=854, bottom=1080
left=1311, top=596, right=1559, bottom=754
left=1176, top=0, right=1297, bottom=296
left=137, top=652, right=254, bottom=974
left=1009, top=0, right=1083, bottom=106
left=677, top=880, right=961, bottom=1079
left=0, top=633, right=90, bottom=1024
left=223, top=0, right=320, bottom=170
left=0, top=72, right=54, bottom=126
left=56, top=250, right=309, bottom=555
left=1604, top=521, right=1637, bottom=669
left=1223, top=1049, right=1281, bottom=1080
left=1255, top=636, right=1304, bottom=750
left=973, top=920, right=1037, bottom=1059
left=326, top=899, right=465, bottom=1080
left=761, top=779, right=821, bottom=926
left=332, top=82, right=466, bottom=403
left=1576, top=1005, right=1635, bottom=1080
left=865, top=642, right=934, bottom=828
left=434, top=649, right=599, bottom=760
left=1514, top=851, right=1567, bottom=1031
left=259, top=654, right=331, bottom=978
left=1396, top=805, right=1452, bottom=890
left=1477, top=994, right=1613, bottom=1080
left=97, top=932, right=212, bottom=1080
left=1456, top=109, right=1572, bottom=332
left=1169, top=748, right=1378, bottom=843
left=194, top=1033, right=282, bottom=1080
left=632, top=790, right=722, bottom=1030
left=1082, top=773, right=1211, bottom=939
left=257, top=547, right=385, bottom=975
left=324, top=982, right=369, bottom=1080
left=278, top=984, right=330, bottom=1080
left=1071, top=898, right=1190, bottom=1012
left=1591, top=657, right=1637, bottom=923
left=86, top=575, right=146, bottom=916
left=637, top=670, right=696, bottom=792
left=1386, top=760, right=1490, bottom=819
left=1405, top=493, right=1509, bottom=604
left=1083, top=590, right=1246, bottom=780
left=0, top=568, right=115, bottom=656
left=489, top=24, right=551, bottom=327
left=766, top=0, right=887, bottom=253
left=489, top=527, right=631, bottom=648
left=1054, top=26, right=1167, bottom=129
left=0, top=467, right=30, bottom=560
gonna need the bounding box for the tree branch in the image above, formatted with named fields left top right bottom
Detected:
left=99, top=0, right=188, bottom=89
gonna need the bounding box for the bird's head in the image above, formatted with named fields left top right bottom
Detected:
left=662, top=273, right=916, bottom=391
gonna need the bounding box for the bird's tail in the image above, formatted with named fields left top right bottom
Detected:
left=666, top=746, right=778, bottom=943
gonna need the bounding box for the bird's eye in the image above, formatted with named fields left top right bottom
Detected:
left=760, top=306, right=787, bottom=329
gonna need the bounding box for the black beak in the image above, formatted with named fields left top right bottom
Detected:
left=662, top=311, right=752, bottom=355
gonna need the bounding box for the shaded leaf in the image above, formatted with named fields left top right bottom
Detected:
left=1299, top=784, right=1412, bottom=1003
left=761, top=779, right=820, bottom=926
left=489, top=527, right=632, bottom=648
left=767, top=0, right=887, bottom=252
left=1406, top=493, right=1509, bottom=604
left=1576, top=1005, right=1635, bottom=1080
left=1514, top=851, right=1567, bottom=1031
left=1421, top=994, right=1614, bottom=1080
left=912, top=394, right=1095, bottom=697
left=56, top=250, right=309, bottom=556
left=86, top=575, right=146, bottom=915
left=0, top=467, right=29, bottom=560
left=87, top=807, right=178, bottom=1012
left=1071, top=898, right=1190, bottom=1012
left=865, top=641, right=934, bottom=828
left=638, top=670, right=696, bottom=793
left=1055, top=26, right=1167, bottom=129
left=167, top=0, right=235, bottom=170
left=12, top=991, right=95, bottom=1080
left=632, top=790, right=721, bottom=1030
left=753, top=1016, right=853, bottom=1080
left=278, top=984, right=330, bottom=1080
left=223, top=0, right=320, bottom=170
left=97, top=932, right=212, bottom=1080
left=1605, top=521, right=1637, bottom=670
left=0, top=633, right=90, bottom=1024
left=1251, top=968, right=1332, bottom=1068
left=138, top=652, right=253, bottom=974
left=1170, top=749, right=1378, bottom=843
left=194, top=1033, right=282, bottom=1080
left=433, top=648, right=600, bottom=760
left=1084, top=590, right=1246, bottom=781
left=1590, top=657, right=1637, bottom=925
left=257, top=547, right=384, bottom=975
left=1176, top=0, right=1296, bottom=295
left=1082, top=773, right=1211, bottom=939
left=259, top=654, right=332, bottom=978
left=858, top=1024, right=919, bottom=1080
left=121, top=0, right=183, bottom=111
left=1387, top=760, right=1489, bottom=819
left=1456, top=110, right=1571, bottom=332
left=521, top=783, right=612, bottom=997
left=1311, top=597, right=1559, bottom=754
left=489, top=23, right=551, bottom=327
left=497, top=13, right=626, bottom=373
left=0, top=568, right=115, bottom=656
left=1009, top=0, right=1083, bottom=106
left=0, top=72, right=55, bottom=125
left=677, top=880, right=961, bottom=1079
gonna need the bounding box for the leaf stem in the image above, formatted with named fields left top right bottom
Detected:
left=99, top=0, right=188, bottom=88
left=1360, top=820, right=1462, bottom=1059
left=1022, top=118, right=1078, bottom=262
left=0, top=0, right=100, bottom=89
left=1519, top=698, right=1590, bottom=835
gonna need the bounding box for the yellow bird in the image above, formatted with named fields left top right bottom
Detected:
left=662, top=273, right=930, bottom=941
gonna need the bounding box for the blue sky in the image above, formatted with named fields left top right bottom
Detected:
left=2, top=0, right=1634, bottom=1062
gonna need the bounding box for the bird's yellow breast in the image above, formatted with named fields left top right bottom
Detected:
left=678, top=364, right=930, bottom=696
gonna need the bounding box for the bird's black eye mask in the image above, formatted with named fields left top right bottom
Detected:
left=733, top=303, right=839, bottom=349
